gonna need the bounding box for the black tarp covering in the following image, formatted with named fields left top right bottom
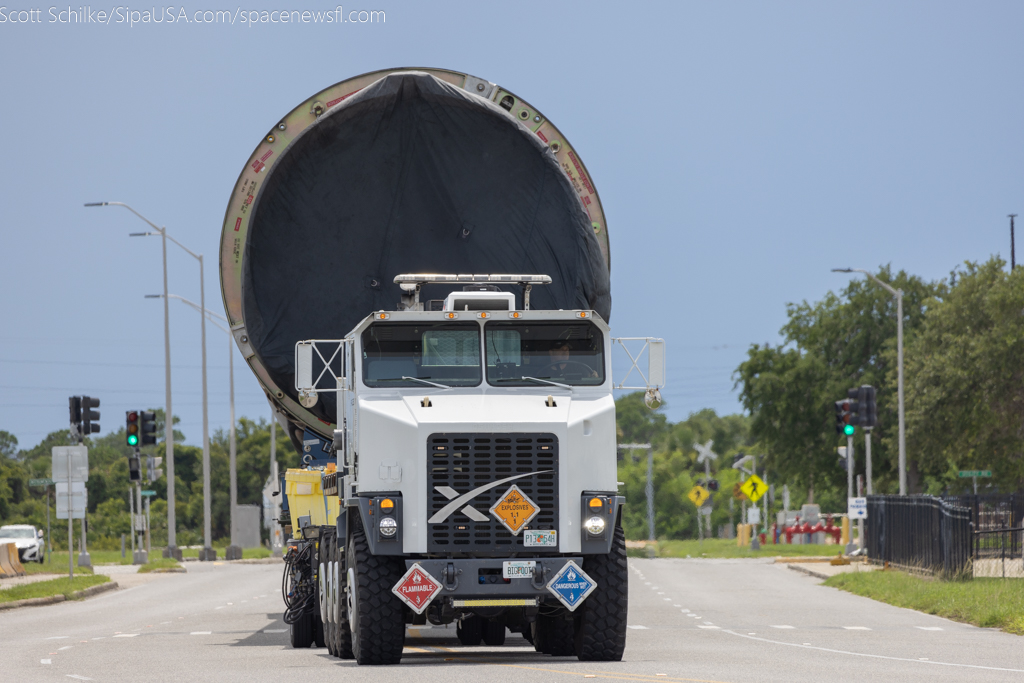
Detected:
left=243, top=72, right=611, bottom=424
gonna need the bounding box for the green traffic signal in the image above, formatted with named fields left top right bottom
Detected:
left=844, top=424, right=855, bottom=436
left=127, top=433, right=139, bottom=446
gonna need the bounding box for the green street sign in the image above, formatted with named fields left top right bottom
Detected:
left=29, top=478, right=54, bottom=487
left=958, top=470, right=992, bottom=478
left=141, top=490, right=156, bottom=496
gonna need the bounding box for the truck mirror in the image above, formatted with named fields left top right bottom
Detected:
left=648, top=339, right=666, bottom=387
left=295, top=342, right=318, bottom=408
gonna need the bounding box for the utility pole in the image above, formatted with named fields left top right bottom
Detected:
left=1011, top=214, right=1018, bottom=271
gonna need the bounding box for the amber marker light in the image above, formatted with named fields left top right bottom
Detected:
left=589, top=497, right=604, bottom=509
left=380, top=498, right=395, bottom=513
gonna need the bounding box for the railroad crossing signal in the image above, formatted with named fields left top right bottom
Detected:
left=740, top=474, right=767, bottom=503
left=687, top=485, right=710, bottom=508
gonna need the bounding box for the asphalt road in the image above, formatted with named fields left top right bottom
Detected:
left=2, top=558, right=1023, bottom=683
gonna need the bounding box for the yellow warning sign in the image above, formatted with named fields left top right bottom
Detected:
left=687, top=485, right=710, bottom=508
left=740, top=475, right=767, bottom=503
left=490, top=485, right=539, bottom=535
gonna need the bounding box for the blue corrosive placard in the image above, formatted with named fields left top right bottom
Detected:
left=546, top=560, right=597, bottom=611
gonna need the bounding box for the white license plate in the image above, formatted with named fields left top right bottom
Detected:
left=502, top=561, right=536, bottom=579
left=523, top=530, right=557, bottom=548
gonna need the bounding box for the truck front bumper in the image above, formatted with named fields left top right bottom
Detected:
left=407, top=557, right=583, bottom=602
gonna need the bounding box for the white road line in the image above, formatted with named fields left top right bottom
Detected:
left=113, top=634, right=139, bottom=638
left=724, top=630, right=1024, bottom=673
left=44, top=636, right=69, bottom=640
left=698, top=625, right=720, bottom=629
left=263, top=629, right=287, bottom=633
left=844, top=626, right=871, bottom=630
left=41, top=659, right=51, bottom=664
left=90, top=637, right=105, bottom=640
left=770, top=625, right=795, bottom=629
left=215, top=606, right=225, bottom=609
left=58, top=646, right=73, bottom=650
left=916, top=626, right=943, bottom=631
left=680, top=609, right=690, bottom=613
left=190, top=631, right=212, bottom=635
left=626, top=625, right=649, bottom=630
left=66, top=676, right=93, bottom=681
left=663, top=598, right=672, bottom=601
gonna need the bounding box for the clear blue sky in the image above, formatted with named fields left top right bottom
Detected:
left=1, top=1, right=1021, bottom=449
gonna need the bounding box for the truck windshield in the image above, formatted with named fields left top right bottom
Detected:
left=485, top=321, right=605, bottom=387
left=0, top=527, right=34, bottom=539
left=362, top=322, right=481, bottom=387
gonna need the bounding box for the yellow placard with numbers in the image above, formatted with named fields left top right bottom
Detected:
left=739, top=475, right=767, bottom=503
left=687, top=485, right=710, bottom=508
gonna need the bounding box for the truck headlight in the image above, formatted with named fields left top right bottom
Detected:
left=379, top=516, right=398, bottom=538
left=584, top=516, right=606, bottom=536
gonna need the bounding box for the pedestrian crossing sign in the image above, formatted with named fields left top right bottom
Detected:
left=740, top=475, right=767, bottom=503
left=687, top=485, right=710, bottom=508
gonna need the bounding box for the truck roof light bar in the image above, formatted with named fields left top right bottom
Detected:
left=393, top=274, right=552, bottom=311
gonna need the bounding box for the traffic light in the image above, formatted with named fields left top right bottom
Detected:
left=859, top=385, right=877, bottom=428
left=140, top=411, right=157, bottom=445
left=147, top=456, right=163, bottom=482
left=81, top=396, right=100, bottom=435
left=835, top=397, right=858, bottom=436
left=126, top=410, right=140, bottom=447
left=69, top=396, right=82, bottom=429
left=128, top=456, right=141, bottom=482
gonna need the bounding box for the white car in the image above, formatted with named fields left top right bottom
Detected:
left=0, top=524, right=45, bottom=563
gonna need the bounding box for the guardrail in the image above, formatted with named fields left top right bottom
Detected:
left=864, top=495, right=973, bottom=579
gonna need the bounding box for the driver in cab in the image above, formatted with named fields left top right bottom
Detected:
left=546, top=341, right=598, bottom=379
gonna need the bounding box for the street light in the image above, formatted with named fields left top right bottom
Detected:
left=85, top=201, right=181, bottom=560
left=831, top=268, right=906, bottom=495
left=150, top=294, right=242, bottom=558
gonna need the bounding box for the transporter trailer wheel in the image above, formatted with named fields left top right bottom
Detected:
left=574, top=525, right=629, bottom=661
left=334, top=537, right=354, bottom=659
left=290, top=614, right=314, bottom=648
left=456, top=615, right=482, bottom=646
left=346, top=524, right=406, bottom=665
left=533, top=614, right=575, bottom=656
left=482, top=619, right=506, bottom=646
left=322, top=534, right=338, bottom=657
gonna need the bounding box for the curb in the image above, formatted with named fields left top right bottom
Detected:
left=787, top=564, right=831, bottom=580
left=233, top=557, right=283, bottom=565
left=145, top=567, right=187, bottom=573
left=0, top=580, right=118, bottom=612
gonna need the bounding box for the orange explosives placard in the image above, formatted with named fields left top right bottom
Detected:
left=490, top=485, right=540, bottom=535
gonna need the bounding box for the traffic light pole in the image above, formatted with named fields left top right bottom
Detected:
left=865, top=428, right=873, bottom=495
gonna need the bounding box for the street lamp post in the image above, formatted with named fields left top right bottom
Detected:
left=832, top=268, right=906, bottom=495
left=85, top=202, right=182, bottom=560
left=153, top=294, right=240, bottom=558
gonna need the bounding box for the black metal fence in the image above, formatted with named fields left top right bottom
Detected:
left=972, top=527, right=1024, bottom=578
left=865, top=495, right=973, bottom=578
left=943, top=493, right=1024, bottom=531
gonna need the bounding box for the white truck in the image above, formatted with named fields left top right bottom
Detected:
left=218, top=68, right=664, bottom=664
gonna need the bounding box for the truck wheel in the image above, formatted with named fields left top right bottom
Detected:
left=322, top=535, right=337, bottom=656
left=290, top=614, right=314, bottom=648
left=574, top=525, right=628, bottom=661
left=334, top=538, right=354, bottom=659
left=482, top=619, right=506, bottom=646
left=521, top=623, right=534, bottom=645
left=456, top=615, right=482, bottom=645
left=313, top=614, right=326, bottom=648
left=346, top=524, right=405, bottom=664
left=534, top=614, right=575, bottom=656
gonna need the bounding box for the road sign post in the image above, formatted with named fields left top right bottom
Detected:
left=958, top=470, right=992, bottom=494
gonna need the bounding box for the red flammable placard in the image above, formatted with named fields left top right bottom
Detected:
left=392, top=563, right=443, bottom=614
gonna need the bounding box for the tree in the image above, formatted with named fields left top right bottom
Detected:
left=735, top=266, right=939, bottom=501
left=899, top=258, right=1024, bottom=492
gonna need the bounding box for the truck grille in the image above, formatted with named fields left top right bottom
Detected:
left=427, top=432, right=559, bottom=556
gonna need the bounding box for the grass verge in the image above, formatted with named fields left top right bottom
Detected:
left=0, top=575, right=109, bottom=604
left=824, top=569, right=1024, bottom=635
left=23, top=554, right=94, bottom=575
left=179, top=546, right=272, bottom=560
left=631, top=538, right=845, bottom=559
left=138, top=558, right=183, bottom=573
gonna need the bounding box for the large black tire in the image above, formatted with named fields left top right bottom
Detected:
left=290, top=614, right=314, bottom=648
left=334, top=536, right=354, bottom=659
left=456, top=615, right=482, bottom=645
left=534, top=614, right=575, bottom=656
left=322, top=535, right=338, bottom=657
left=482, top=619, right=506, bottom=646
left=574, top=525, right=628, bottom=661
left=313, top=614, right=326, bottom=648
left=346, top=523, right=406, bottom=664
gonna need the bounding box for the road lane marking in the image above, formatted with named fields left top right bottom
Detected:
left=698, top=625, right=720, bottom=629
left=674, top=604, right=681, bottom=607
left=843, top=626, right=871, bottom=630
left=770, top=625, right=794, bottom=629
left=113, top=634, right=139, bottom=638
left=627, top=625, right=649, bottom=630
left=66, top=676, right=93, bottom=681
left=724, top=630, right=1024, bottom=673
left=215, top=606, right=225, bottom=609
left=90, top=637, right=105, bottom=640
left=263, top=629, right=287, bottom=633
left=663, top=598, right=672, bottom=601
left=916, top=626, right=942, bottom=631
left=190, top=631, right=212, bottom=635
left=41, top=659, right=51, bottom=664
left=45, top=636, right=69, bottom=640
left=58, top=646, right=73, bottom=650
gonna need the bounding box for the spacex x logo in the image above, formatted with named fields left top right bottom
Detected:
left=429, top=471, right=552, bottom=524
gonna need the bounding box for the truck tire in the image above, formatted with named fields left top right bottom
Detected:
left=322, top=534, right=338, bottom=657
left=456, top=615, right=482, bottom=646
left=333, top=537, right=354, bottom=659
left=534, top=614, right=575, bottom=656
left=346, top=524, right=405, bottom=665
left=290, top=614, right=314, bottom=648
left=482, top=619, right=506, bottom=646
left=574, top=524, right=628, bottom=661
left=313, top=614, right=326, bottom=648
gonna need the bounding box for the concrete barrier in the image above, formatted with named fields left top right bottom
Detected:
left=0, top=543, right=25, bottom=578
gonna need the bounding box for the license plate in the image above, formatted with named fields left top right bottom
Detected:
left=502, top=561, right=536, bottom=579
left=523, top=530, right=557, bottom=548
